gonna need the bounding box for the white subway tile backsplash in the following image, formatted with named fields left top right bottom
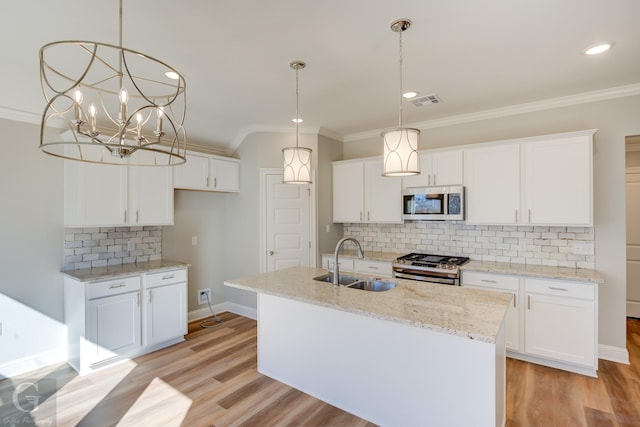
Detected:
left=63, top=226, right=162, bottom=271
left=343, top=222, right=595, bottom=270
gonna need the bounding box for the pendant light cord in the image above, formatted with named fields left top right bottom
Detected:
left=295, top=65, right=300, bottom=148
left=398, top=29, right=404, bottom=129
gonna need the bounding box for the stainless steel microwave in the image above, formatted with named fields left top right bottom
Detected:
left=402, top=186, right=465, bottom=221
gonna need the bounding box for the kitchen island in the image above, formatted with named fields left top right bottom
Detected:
left=225, top=266, right=512, bottom=426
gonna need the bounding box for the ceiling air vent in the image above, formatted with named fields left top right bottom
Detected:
left=411, top=94, right=442, bottom=107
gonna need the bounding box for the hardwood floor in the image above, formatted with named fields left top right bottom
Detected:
left=2, top=314, right=639, bottom=426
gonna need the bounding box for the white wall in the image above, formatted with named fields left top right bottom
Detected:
left=343, top=95, right=640, bottom=351
left=0, top=118, right=67, bottom=376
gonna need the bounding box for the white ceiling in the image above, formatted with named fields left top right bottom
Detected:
left=2, top=0, right=640, bottom=155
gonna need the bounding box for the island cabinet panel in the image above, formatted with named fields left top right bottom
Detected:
left=402, top=149, right=464, bottom=188
left=257, top=293, right=505, bottom=427
left=332, top=159, right=402, bottom=223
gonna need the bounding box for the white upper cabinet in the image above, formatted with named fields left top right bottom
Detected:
left=403, top=149, right=463, bottom=188
left=333, top=159, right=402, bottom=223
left=524, top=135, right=592, bottom=226
left=173, top=151, right=240, bottom=192
left=464, top=130, right=595, bottom=226
left=464, top=144, right=521, bottom=224
left=65, top=150, right=173, bottom=227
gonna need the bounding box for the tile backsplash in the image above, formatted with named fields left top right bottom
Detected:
left=63, top=226, right=162, bottom=271
left=343, top=222, right=595, bottom=269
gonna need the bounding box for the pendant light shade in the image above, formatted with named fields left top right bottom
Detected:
left=283, top=60, right=312, bottom=184
left=382, top=19, right=420, bottom=177
left=381, top=127, right=420, bottom=176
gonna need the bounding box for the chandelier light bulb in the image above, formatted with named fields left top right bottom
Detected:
left=119, top=88, right=129, bottom=104
left=88, top=103, right=97, bottom=133
left=73, top=89, right=84, bottom=104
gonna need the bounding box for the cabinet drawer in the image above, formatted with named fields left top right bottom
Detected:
left=525, top=278, right=594, bottom=300
left=145, top=268, right=187, bottom=288
left=354, top=260, right=393, bottom=277
left=88, top=276, right=141, bottom=299
left=462, top=271, right=519, bottom=292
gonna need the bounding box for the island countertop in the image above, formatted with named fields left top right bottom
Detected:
left=225, top=266, right=512, bottom=344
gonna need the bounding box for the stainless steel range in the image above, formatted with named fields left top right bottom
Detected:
left=392, top=253, right=470, bottom=286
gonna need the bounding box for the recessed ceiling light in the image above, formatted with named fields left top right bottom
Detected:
left=165, top=71, right=180, bottom=80
left=583, top=42, right=612, bottom=55
left=292, top=118, right=303, bottom=123
left=403, top=91, right=418, bottom=99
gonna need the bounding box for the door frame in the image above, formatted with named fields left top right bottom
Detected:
left=259, top=168, right=317, bottom=273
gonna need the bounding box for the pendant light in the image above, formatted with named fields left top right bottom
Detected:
left=381, top=19, right=420, bottom=177
left=39, top=0, right=186, bottom=166
left=282, top=60, right=312, bottom=184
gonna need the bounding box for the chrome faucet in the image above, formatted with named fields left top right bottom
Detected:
left=332, top=237, right=364, bottom=286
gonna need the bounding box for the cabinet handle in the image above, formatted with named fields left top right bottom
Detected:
left=428, top=174, right=431, bottom=186
left=214, top=177, right=217, bottom=188
left=109, top=282, right=126, bottom=289
left=162, top=274, right=175, bottom=280
left=360, top=212, right=363, bottom=221
left=367, top=266, right=379, bottom=270
left=124, top=210, right=127, bottom=223
left=433, top=174, right=436, bottom=186
left=528, top=209, right=531, bottom=222
left=149, top=290, right=153, bottom=303
left=515, top=210, right=518, bottom=222
left=481, top=279, right=497, bottom=284
left=136, top=210, right=139, bottom=224
left=136, top=292, right=140, bottom=307
left=513, top=293, right=516, bottom=308
left=206, top=176, right=209, bottom=187
left=367, top=211, right=370, bottom=221
left=548, top=287, right=568, bottom=292
left=527, top=295, right=530, bottom=310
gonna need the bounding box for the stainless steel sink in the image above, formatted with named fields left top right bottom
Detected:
left=313, top=273, right=360, bottom=285
left=313, top=274, right=396, bottom=292
left=346, top=279, right=396, bottom=292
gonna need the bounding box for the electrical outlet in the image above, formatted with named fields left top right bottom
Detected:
left=127, top=240, right=135, bottom=251
left=192, top=236, right=198, bottom=246
left=573, top=243, right=594, bottom=255
left=198, top=288, right=211, bottom=305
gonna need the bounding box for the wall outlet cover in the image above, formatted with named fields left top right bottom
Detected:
left=573, top=243, right=594, bottom=255
left=198, top=288, right=211, bottom=305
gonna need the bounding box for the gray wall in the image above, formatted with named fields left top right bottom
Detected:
left=343, top=95, right=640, bottom=350
left=0, top=118, right=65, bottom=368
left=316, top=134, right=344, bottom=264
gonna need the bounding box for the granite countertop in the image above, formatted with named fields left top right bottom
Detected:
left=225, top=266, right=512, bottom=344
left=461, top=260, right=604, bottom=284
left=62, top=260, right=190, bottom=283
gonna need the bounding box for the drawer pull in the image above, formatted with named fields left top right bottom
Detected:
left=162, top=274, right=175, bottom=280
left=109, top=283, right=126, bottom=289
left=368, top=266, right=379, bottom=270
left=548, top=287, right=568, bottom=292
left=481, top=279, right=497, bottom=284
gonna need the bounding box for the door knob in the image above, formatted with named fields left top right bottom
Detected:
left=269, top=251, right=275, bottom=256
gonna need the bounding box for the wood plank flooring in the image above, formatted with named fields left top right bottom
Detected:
left=2, top=314, right=639, bottom=426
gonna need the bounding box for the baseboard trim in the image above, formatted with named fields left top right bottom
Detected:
left=507, top=351, right=598, bottom=377
left=0, top=347, right=68, bottom=379
left=598, top=344, right=630, bottom=365
left=188, top=302, right=257, bottom=322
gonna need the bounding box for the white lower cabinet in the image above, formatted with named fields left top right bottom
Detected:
left=524, top=278, right=597, bottom=369
left=462, top=271, right=598, bottom=376
left=462, top=271, right=521, bottom=352
left=64, top=267, right=188, bottom=374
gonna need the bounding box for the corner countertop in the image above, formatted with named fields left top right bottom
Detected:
left=61, top=260, right=190, bottom=283
left=461, top=260, right=604, bottom=284
left=224, top=266, right=512, bottom=344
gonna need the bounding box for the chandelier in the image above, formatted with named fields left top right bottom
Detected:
left=381, top=19, right=420, bottom=177
left=282, top=60, right=312, bottom=184
left=39, top=0, right=186, bottom=166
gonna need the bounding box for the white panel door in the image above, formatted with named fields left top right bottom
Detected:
left=627, top=171, right=640, bottom=317
left=364, top=159, right=402, bottom=223
left=464, top=144, right=520, bottom=224
left=88, top=292, right=141, bottom=363
left=129, top=150, right=174, bottom=225
left=266, top=173, right=311, bottom=272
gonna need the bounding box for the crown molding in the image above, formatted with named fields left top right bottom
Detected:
left=344, top=83, right=640, bottom=142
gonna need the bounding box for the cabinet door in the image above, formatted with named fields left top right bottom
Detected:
left=129, top=150, right=174, bottom=225
left=525, top=290, right=595, bottom=367
left=88, top=292, right=141, bottom=363
left=210, top=158, right=240, bottom=192
left=333, top=162, right=364, bottom=223
left=364, top=160, right=402, bottom=223
left=144, top=282, right=187, bottom=346
left=173, top=153, right=209, bottom=190
left=402, top=152, right=431, bottom=188
left=525, top=136, right=592, bottom=225
left=65, top=158, right=128, bottom=227
left=431, top=150, right=463, bottom=186
left=464, top=144, right=520, bottom=224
